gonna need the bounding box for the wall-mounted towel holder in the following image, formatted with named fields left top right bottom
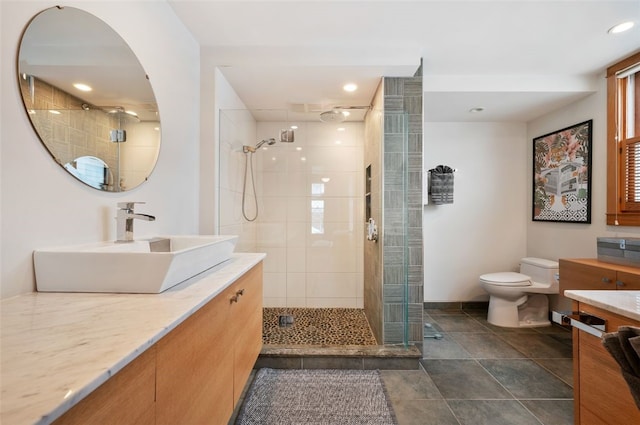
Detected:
left=427, top=165, right=455, bottom=205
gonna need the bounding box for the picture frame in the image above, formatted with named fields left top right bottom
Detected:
left=532, top=119, right=593, bottom=223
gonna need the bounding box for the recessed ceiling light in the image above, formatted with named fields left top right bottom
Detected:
left=337, top=127, right=345, bottom=132
left=321, top=177, right=331, bottom=183
left=343, top=83, right=357, bottom=92
left=469, top=107, right=485, bottom=113
left=342, top=111, right=351, bottom=117
left=290, top=125, right=298, bottom=129
left=73, top=83, right=92, bottom=92
left=608, top=21, right=634, bottom=34
left=296, top=147, right=302, bottom=151
left=48, top=110, right=61, bottom=115
left=335, top=140, right=342, bottom=145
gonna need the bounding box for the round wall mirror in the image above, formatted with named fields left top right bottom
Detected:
left=17, top=6, right=161, bottom=192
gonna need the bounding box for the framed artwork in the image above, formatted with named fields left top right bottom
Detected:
left=532, top=119, right=592, bottom=223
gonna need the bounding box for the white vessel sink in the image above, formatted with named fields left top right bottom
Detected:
left=34, top=235, right=238, bottom=293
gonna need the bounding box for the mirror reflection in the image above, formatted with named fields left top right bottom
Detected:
left=17, top=6, right=161, bottom=192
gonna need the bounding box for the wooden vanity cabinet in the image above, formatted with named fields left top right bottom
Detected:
left=156, top=261, right=263, bottom=425
left=229, top=263, right=263, bottom=404
left=156, top=282, right=235, bottom=425
left=559, top=259, right=640, bottom=307
left=55, top=262, right=263, bottom=425
left=52, top=347, right=156, bottom=425
left=571, top=301, right=640, bottom=425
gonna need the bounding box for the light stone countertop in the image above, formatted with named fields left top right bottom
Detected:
left=0, top=253, right=265, bottom=425
left=564, top=290, right=640, bottom=322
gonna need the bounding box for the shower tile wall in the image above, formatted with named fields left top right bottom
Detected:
left=256, top=122, right=364, bottom=308
left=382, top=74, right=424, bottom=345
left=219, top=112, right=365, bottom=308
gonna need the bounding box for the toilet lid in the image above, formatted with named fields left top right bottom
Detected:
left=480, top=272, right=532, bottom=287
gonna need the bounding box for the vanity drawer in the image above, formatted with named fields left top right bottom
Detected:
left=573, top=302, right=640, bottom=425
left=559, top=259, right=617, bottom=292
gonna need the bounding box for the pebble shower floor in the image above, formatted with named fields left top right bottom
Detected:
left=262, top=308, right=378, bottom=346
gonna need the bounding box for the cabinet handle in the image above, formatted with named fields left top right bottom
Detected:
left=230, top=294, right=239, bottom=303
left=236, top=289, right=245, bottom=296
left=616, top=280, right=625, bottom=287
left=601, top=277, right=612, bottom=284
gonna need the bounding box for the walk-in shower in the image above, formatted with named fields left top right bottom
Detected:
left=241, top=129, right=295, bottom=221
left=218, top=99, right=419, bottom=350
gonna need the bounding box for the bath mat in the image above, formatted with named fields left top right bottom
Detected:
left=235, top=368, right=397, bottom=425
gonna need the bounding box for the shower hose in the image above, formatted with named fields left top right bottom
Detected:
left=242, top=150, right=258, bottom=222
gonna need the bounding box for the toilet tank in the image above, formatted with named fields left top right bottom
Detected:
left=519, top=257, right=559, bottom=285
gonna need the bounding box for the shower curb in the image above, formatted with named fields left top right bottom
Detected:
left=256, top=344, right=422, bottom=370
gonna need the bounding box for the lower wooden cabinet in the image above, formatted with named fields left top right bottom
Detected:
left=572, top=301, right=640, bottom=425
left=156, top=283, right=235, bottom=425
left=54, top=262, right=263, bottom=425
left=229, top=263, right=264, bottom=405
left=52, top=347, right=156, bottom=425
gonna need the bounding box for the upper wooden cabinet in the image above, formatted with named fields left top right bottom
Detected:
left=560, top=258, right=640, bottom=293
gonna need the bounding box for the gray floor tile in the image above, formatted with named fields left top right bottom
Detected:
left=469, top=315, right=538, bottom=334
left=422, top=333, right=472, bottom=359
left=534, top=324, right=572, bottom=335
left=547, top=331, right=573, bottom=347
left=479, top=359, right=573, bottom=399
left=420, top=359, right=512, bottom=400
left=423, top=314, right=444, bottom=332
left=380, top=370, right=443, bottom=400
left=521, top=399, right=574, bottom=425
left=430, top=315, right=490, bottom=333
left=449, top=332, right=526, bottom=359
left=534, top=358, right=574, bottom=387
left=448, top=400, right=542, bottom=425
left=391, top=399, right=460, bottom=425
left=498, top=332, right=573, bottom=358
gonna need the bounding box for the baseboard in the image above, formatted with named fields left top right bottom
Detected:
left=424, top=301, right=489, bottom=311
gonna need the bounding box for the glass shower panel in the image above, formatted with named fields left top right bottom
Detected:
left=218, top=110, right=365, bottom=310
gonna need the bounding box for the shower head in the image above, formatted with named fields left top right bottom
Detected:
left=280, top=129, right=295, bottom=143
left=320, top=109, right=346, bottom=123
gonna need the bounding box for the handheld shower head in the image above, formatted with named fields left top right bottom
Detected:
left=243, top=131, right=293, bottom=154
left=254, top=138, right=276, bottom=150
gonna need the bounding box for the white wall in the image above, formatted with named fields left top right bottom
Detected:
left=217, top=107, right=258, bottom=252
left=200, top=68, right=254, bottom=235
left=423, top=122, right=528, bottom=302
left=526, top=75, right=640, bottom=310
left=1, top=1, right=200, bottom=298
left=527, top=77, right=640, bottom=260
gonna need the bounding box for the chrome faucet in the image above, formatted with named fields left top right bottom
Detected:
left=116, top=202, right=155, bottom=242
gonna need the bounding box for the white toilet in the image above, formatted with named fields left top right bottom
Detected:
left=479, top=257, right=559, bottom=328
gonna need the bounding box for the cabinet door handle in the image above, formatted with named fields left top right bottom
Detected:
left=601, top=277, right=612, bottom=284
left=616, top=280, right=625, bottom=287
left=230, top=294, right=239, bottom=303
left=236, top=289, right=245, bottom=296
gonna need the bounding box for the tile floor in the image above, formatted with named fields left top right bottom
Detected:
left=381, top=308, right=574, bottom=425
left=234, top=307, right=574, bottom=425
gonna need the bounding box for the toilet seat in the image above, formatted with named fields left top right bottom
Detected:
left=479, top=272, right=531, bottom=287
